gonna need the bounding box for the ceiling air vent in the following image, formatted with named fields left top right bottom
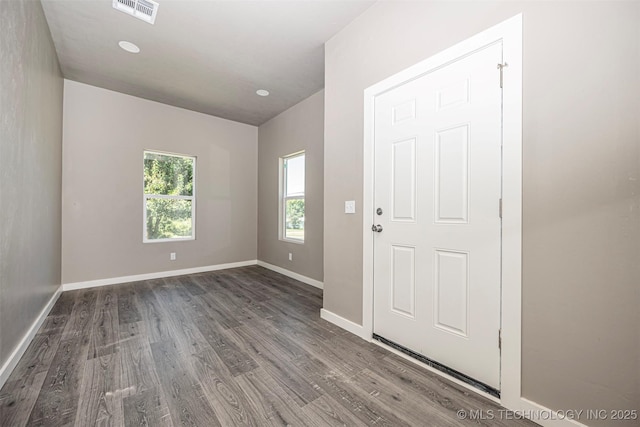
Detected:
left=112, top=0, right=159, bottom=25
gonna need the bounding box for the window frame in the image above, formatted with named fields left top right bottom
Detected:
left=143, top=150, right=196, bottom=243
left=279, top=151, right=305, bottom=244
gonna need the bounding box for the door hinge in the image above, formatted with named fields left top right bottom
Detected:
left=497, top=63, right=508, bottom=88
left=499, top=198, right=503, bottom=218
left=498, top=329, right=502, bottom=350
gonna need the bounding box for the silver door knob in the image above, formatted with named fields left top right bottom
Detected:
left=371, top=224, right=383, bottom=232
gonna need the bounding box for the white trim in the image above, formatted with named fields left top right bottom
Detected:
left=257, top=260, right=323, bottom=289
left=278, top=156, right=285, bottom=242
left=144, top=194, right=193, bottom=200
left=142, top=236, right=196, bottom=244
left=517, top=397, right=589, bottom=427
left=143, top=150, right=196, bottom=244
left=362, top=13, right=523, bottom=408
left=62, top=260, right=257, bottom=291
left=280, top=238, right=305, bottom=246
left=279, top=151, right=306, bottom=244
left=498, top=14, right=523, bottom=411
left=320, top=308, right=369, bottom=340
left=0, top=285, right=62, bottom=388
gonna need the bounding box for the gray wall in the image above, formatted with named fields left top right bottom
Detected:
left=0, top=0, right=63, bottom=368
left=62, top=80, right=258, bottom=284
left=323, top=1, right=639, bottom=424
left=258, top=91, right=324, bottom=282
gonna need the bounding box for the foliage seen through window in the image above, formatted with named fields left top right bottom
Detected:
left=144, top=151, right=195, bottom=241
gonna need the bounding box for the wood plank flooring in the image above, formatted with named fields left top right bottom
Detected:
left=0, top=266, right=537, bottom=426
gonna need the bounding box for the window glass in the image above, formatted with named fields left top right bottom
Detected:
left=143, top=151, right=195, bottom=242
left=282, top=152, right=305, bottom=242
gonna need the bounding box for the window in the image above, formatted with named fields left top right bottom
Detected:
left=281, top=152, right=305, bottom=242
left=143, top=151, right=195, bottom=242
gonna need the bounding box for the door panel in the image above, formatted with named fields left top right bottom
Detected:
left=391, top=245, right=416, bottom=318
left=373, top=42, right=503, bottom=389
left=435, top=124, right=469, bottom=223
left=391, top=138, right=417, bottom=221
left=434, top=249, right=469, bottom=337
left=437, top=78, right=469, bottom=111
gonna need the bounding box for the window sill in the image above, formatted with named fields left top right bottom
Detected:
left=280, top=238, right=305, bottom=245
left=143, top=237, right=195, bottom=244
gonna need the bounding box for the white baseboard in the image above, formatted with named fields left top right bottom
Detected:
left=0, top=285, right=62, bottom=388
left=62, top=260, right=258, bottom=291
left=518, top=397, right=589, bottom=427
left=320, top=308, right=370, bottom=340
left=257, top=260, right=323, bottom=290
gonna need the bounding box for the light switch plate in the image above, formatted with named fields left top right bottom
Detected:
left=345, top=200, right=356, bottom=214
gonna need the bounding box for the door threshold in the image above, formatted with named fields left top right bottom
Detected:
left=372, top=333, right=500, bottom=399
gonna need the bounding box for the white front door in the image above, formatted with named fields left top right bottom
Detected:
left=372, top=42, right=503, bottom=389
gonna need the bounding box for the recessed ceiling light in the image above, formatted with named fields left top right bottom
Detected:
left=256, top=89, right=270, bottom=97
left=118, top=41, right=140, bottom=54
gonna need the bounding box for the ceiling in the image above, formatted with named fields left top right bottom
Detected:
left=41, top=0, right=374, bottom=125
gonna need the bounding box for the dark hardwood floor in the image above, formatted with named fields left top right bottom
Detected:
left=0, top=266, right=536, bottom=426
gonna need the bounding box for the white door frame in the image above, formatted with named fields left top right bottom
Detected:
left=362, top=14, right=522, bottom=408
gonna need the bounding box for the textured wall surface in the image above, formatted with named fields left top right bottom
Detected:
left=62, top=80, right=258, bottom=284
left=258, top=90, right=324, bottom=282
left=323, top=1, right=639, bottom=424
left=0, top=0, right=64, bottom=368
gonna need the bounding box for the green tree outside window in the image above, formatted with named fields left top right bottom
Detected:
left=143, top=151, right=195, bottom=241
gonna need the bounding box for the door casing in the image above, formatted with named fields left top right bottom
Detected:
left=362, top=14, right=522, bottom=408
